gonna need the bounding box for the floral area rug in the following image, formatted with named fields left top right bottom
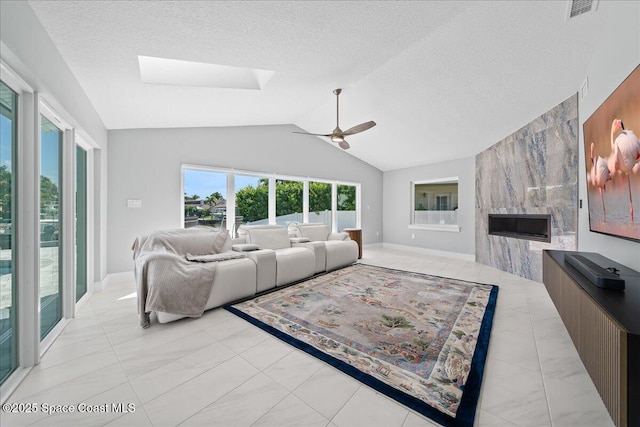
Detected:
left=225, top=263, right=498, bottom=427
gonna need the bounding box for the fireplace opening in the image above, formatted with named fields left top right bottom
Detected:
left=488, top=214, right=551, bottom=243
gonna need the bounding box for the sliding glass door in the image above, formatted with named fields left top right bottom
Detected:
left=40, top=115, right=63, bottom=340
left=0, top=81, right=17, bottom=383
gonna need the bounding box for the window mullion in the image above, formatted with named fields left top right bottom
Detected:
left=303, top=180, right=309, bottom=223
left=268, top=176, right=276, bottom=225
left=17, top=91, right=40, bottom=367
left=331, top=183, right=338, bottom=233
left=61, top=129, right=76, bottom=318
left=226, top=173, right=235, bottom=236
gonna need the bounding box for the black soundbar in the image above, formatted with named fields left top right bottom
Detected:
left=565, top=254, right=625, bottom=290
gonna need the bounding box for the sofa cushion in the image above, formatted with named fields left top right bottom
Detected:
left=244, top=227, right=291, bottom=250
left=297, top=224, right=330, bottom=241
left=273, top=247, right=316, bottom=286
left=141, top=228, right=229, bottom=256
left=325, top=240, right=358, bottom=271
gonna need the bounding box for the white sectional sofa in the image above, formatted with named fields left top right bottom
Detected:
left=133, top=224, right=357, bottom=327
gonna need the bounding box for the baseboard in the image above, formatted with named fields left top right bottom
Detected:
left=99, top=271, right=134, bottom=290
left=378, top=242, right=475, bottom=262
left=0, top=366, right=33, bottom=405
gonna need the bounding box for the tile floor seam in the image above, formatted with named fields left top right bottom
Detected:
left=7, top=357, right=124, bottom=404
left=248, top=390, right=329, bottom=427
left=527, top=305, right=555, bottom=427
left=482, top=407, right=526, bottom=427
left=172, top=370, right=267, bottom=426
left=31, top=341, right=114, bottom=373
left=19, top=370, right=131, bottom=427
left=260, top=351, right=324, bottom=392
left=111, top=324, right=212, bottom=364
left=530, top=312, right=565, bottom=427
left=399, top=410, right=411, bottom=427
left=83, top=309, right=157, bottom=427
left=237, top=341, right=292, bottom=371
left=289, top=365, right=361, bottom=422
left=93, top=312, right=158, bottom=424
left=135, top=349, right=240, bottom=409
left=328, top=384, right=363, bottom=426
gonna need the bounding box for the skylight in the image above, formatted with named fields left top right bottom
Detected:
left=137, top=55, right=275, bottom=90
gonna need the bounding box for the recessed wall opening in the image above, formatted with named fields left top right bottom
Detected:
left=488, top=214, right=551, bottom=243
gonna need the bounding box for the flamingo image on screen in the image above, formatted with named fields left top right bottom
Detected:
left=583, top=65, right=640, bottom=242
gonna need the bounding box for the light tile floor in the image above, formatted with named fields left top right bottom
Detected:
left=2, top=247, right=614, bottom=427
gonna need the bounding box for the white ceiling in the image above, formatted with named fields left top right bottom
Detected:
left=28, top=0, right=607, bottom=171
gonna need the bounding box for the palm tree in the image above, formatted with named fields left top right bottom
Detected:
left=205, top=192, right=225, bottom=222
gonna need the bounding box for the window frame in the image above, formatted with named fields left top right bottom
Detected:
left=409, top=176, right=460, bottom=233
left=0, top=78, right=19, bottom=385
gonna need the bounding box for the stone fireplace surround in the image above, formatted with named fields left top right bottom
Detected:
left=475, top=95, right=578, bottom=282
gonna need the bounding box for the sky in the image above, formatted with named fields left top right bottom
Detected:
left=41, top=129, right=61, bottom=186
left=1, top=111, right=13, bottom=171
left=184, top=169, right=261, bottom=200
left=1, top=84, right=59, bottom=183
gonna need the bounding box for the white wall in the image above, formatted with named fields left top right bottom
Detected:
left=107, top=125, right=383, bottom=273
left=382, top=156, right=475, bottom=256
left=0, top=1, right=109, bottom=280
left=577, top=0, right=640, bottom=271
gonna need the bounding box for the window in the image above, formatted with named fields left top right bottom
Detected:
left=235, top=175, right=268, bottom=226
left=275, top=179, right=303, bottom=226
left=410, top=177, right=460, bottom=232
left=309, top=181, right=332, bottom=227
left=0, top=80, right=17, bottom=383
left=182, top=165, right=360, bottom=234
left=40, top=115, right=63, bottom=340
left=183, top=169, right=228, bottom=228
left=337, top=184, right=357, bottom=231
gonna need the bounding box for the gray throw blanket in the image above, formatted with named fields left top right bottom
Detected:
left=133, top=228, right=229, bottom=328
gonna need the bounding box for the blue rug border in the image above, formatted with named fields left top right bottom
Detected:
left=224, top=264, right=499, bottom=427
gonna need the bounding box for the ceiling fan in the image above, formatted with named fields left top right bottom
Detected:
left=294, top=88, right=376, bottom=150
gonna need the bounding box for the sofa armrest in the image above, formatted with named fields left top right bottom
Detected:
left=232, top=243, right=260, bottom=252
left=328, top=232, right=350, bottom=241
left=290, top=237, right=310, bottom=243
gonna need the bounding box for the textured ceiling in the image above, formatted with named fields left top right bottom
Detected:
left=28, top=0, right=607, bottom=171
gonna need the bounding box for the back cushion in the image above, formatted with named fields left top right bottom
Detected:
left=246, top=227, right=291, bottom=250
left=299, top=224, right=330, bottom=241
left=142, top=228, right=229, bottom=256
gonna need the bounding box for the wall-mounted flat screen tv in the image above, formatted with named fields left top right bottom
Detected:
left=583, top=65, right=640, bottom=242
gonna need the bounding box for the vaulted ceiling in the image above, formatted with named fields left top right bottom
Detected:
left=28, top=0, right=607, bottom=171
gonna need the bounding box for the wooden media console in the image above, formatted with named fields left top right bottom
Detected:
left=542, top=250, right=640, bottom=427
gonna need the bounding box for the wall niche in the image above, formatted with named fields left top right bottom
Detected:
left=475, top=94, right=578, bottom=281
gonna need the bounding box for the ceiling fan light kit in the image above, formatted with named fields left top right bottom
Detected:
left=294, top=88, right=376, bottom=150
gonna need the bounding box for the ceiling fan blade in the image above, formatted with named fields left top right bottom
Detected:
left=292, top=131, right=333, bottom=137
left=342, top=121, right=376, bottom=136
left=338, top=139, right=350, bottom=150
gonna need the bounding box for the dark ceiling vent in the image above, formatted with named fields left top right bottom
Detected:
left=567, top=0, right=598, bottom=20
